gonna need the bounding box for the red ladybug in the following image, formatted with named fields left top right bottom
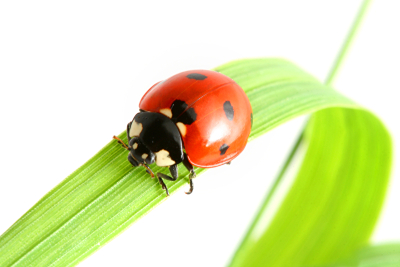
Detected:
left=114, top=70, right=252, bottom=196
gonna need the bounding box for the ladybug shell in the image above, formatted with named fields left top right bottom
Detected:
left=139, top=70, right=252, bottom=168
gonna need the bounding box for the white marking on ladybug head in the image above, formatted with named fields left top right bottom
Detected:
left=141, top=153, right=148, bottom=160
left=132, top=143, right=138, bottom=149
left=155, top=149, right=175, bottom=166
left=129, top=120, right=143, bottom=137
left=159, top=108, right=172, bottom=118
left=176, top=122, right=187, bottom=137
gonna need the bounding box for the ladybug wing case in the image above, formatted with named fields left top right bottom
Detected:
left=139, top=70, right=252, bottom=168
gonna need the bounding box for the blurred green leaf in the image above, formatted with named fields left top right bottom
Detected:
left=327, top=243, right=400, bottom=267
left=0, top=58, right=391, bottom=266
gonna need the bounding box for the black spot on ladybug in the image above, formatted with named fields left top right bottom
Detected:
left=180, top=108, right=197, bottom=125
left=171, top=100, right=188, bottom=118
left=250, top=113, right=253, bottom=127
left=186, top=73, right=207, bottom=80
left=170, top=100, right=197, bottom=125
left=223, top=101, right=234, bottom=121
left=219, top=144, right=229, bottom=155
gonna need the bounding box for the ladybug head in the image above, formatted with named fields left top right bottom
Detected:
left=128, top=111, right=184, bottom=168
left=128, top=137, right=155, bottom=166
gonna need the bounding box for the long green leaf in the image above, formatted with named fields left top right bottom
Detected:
left=327, top=243, right=400, bottom=267
left=226, top=60, right=392, bottom=266
left=0, top=58, right=391, bottom=266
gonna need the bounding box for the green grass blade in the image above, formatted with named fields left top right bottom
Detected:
left=227, top=60, right=392, bottom=266
left=326, top=243, right=400, bottom=267
left=0, top=58, right=391, bottom=266
left=228, top=107, right=391, bottom=266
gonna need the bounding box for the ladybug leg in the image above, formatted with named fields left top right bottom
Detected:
left=156, top=175, right=169, bottom=196
left=169, top=164, right=178, bottom=179
left=182, top=154, right=195, bottom=177
left=186, top=179, right=194, bottom=195
left=113, top=135, right=130, bottom=150
left=182, top=153, right=196, bottom=194
left=157, top=172, right=177, bottom=197
left=142, top=163, right=155, bottom=178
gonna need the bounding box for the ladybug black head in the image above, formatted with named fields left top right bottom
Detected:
left=128, top=111, right=185, bottom=167
left=128, top=137, right=155, bottom=166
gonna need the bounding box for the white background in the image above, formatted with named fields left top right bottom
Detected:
left=1, top=1, right=399, bottom=266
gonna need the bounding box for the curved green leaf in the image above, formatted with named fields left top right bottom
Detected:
left=226, top=60, right=392, bottom=266
left=0, top=58, right=391, bottom=266
left=327, top=243, right=400, bottom=267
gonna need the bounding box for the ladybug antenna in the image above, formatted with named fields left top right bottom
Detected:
left=113, top=135, right=130, bottom=150
left=142, top=163, right=155, bottom=178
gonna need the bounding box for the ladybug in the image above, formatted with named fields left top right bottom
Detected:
left=114, top=70, right=252, bottom=196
